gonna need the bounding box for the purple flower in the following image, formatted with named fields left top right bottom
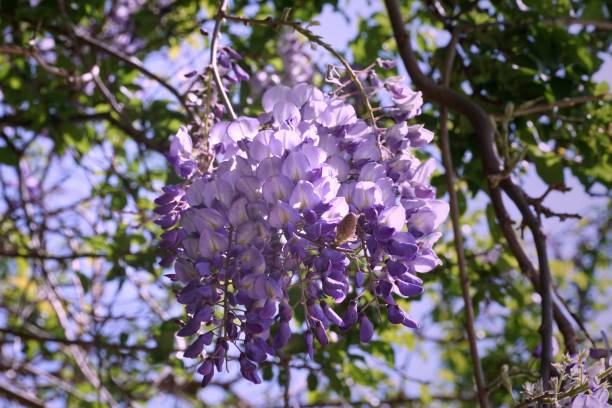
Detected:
left=385, top=78, right=423, bottom=121
left=352, top=181, right=383, bottom=210
left=168, top=127, right=197, bottom=179
left=152, top=80, right=446, bottom=387
left=359, top=315, right=374, bottom=343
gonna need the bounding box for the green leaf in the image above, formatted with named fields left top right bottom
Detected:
left=307, top=371, right=318, bottom=391
left=594, top=81, right=609, bottom=96
left=533, top=155, right=565, bottom=185
left=0, top=147, right=18, bottom=166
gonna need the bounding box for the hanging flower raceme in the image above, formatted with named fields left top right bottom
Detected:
left=153, top=81, right=448, bottom=386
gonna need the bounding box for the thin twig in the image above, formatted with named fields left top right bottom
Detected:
left=492, top=94, right=611, bottom=120
left=69, top=29, right=199, bottom=124
left=210, top=0, right=237, bottom=120
left=221, top=13, right=377, bottom=126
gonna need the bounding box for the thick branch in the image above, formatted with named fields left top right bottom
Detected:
left=488, top=188, right=578, bottom=354
left=439, top=32, right=489, bottom=408
left=384, top=0, right=557, bottom=386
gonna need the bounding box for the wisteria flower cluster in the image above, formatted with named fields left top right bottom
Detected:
left=154, top=78, right=448, bottom=386
left=521, top=351, right=611, bottom=407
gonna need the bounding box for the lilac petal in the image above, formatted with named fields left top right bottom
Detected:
left=320, top=197, right=349, bottom=223
left=199, top=228, right=228, bottom=258
left=387, top=260, right=407, bottom=277
left=409, top=200, right=449, bottom=234
left=306, top=332, right=314, bottom=359
left=352, top=181, right=383, bottom=210
left=313, top=176, right=340, bottom=204
left=273, top=101, right=301, bottom=129
left=376, top=280, right=393, bottom=298
left=201, top=331, right=214, bottom=346
left=289, top=83, right=314, bottom=107
left=355, top=271, right=365, bottom=287
left=169, top=126, right=192, bottom=157
left=233, top=64, right=249, bottom=81
left=273, top=321, right=291, bottom=349
left=228, top=197, right=249, bottom=227
left=268, top=201, right=300, bottom=228
left=319, top=99, right=357, bottom=127
left=235, top=176, right=261, bottom=201
left=196, top=208, right=227, bottom=230
left=277, top=129, right=302, bottom=150
left=209, top=121, right=229, bottom=146
left=379, top=205, right=406, bottom=232
left=388, top=240, right=418, bottom=258
left=246, top=341, right=267, bottom=363
left=359, top=315, right=374, bottom=343
left=326, top=155, right=349, bottom=181
left=183, top=334, right=208, bottom=358
left=197, top=359, right=214, bottom=376
left=412, top=158, right=436, bottom=185
left=236, top=222, right=261, bottom=246
left=394, top=280, right=424, bottom=297
left=203, top=179, right=235, bottom=209
left=262, top=85, right=291, bottom=112
left=313, top=320, right=328, bottom=346
left=322, top=277, right=347, bottom=303
left=358, top=162, right=387, bottom=182
left=412, top=249, right=442, bottom=273
left=289, top=180, right=320, bottom=210
left=259, top=299, right=277, bottom=319
left=279, top=301, right=293, bottom=321
left=300, top=144, right=327, bottom=167
left=177, top=317, right=200, bottom=337
left=194, top=305, right=213, bottom=322
left=387, top=305, right=420, bottom=328
left=201, top=370, right=214, bottom=387
left=239, top=355, right=262, bottom=384
left=341, top=300, right=358, bottom=329
left=256, top=157, right=283, bottom=181
left=262, top=175, right=294, bottom=204
left=307, top=301, right=327, bottom=323
left=321, top=303, right=344, bottom=326
left=396, top=271, right=423, bottom=286
left=406, top=124, right=434, bottom=147
left=282, top=152, right=311, bottom=181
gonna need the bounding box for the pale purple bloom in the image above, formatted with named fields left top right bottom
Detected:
left=359, top=315, right=374, bottom=343
left=385, top=77, right=423, bottom=121
left=168, top=127, right=197, bottom=179
left=352, top=181, right=383, bottom=210
left=152, top=80, right=446, bottom=387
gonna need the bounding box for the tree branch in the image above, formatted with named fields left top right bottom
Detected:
left=68, top=29, right=199, bottom=125
left=493, top=94, right=611, bottom=120
left=0, top=326, right=159, bottom=353
left=438, top=31, right=490, bottom=407
left=0, top=380, right=44, bottom=408
left=384, top=0, right=558, bottom=387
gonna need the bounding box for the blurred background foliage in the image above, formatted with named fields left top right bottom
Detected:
left=0, top=0, right=610, bottom=406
